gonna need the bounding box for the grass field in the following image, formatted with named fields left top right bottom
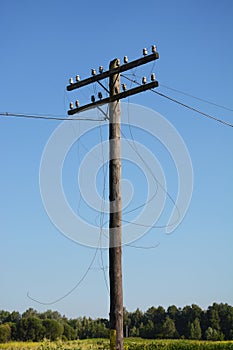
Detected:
left=1, top=338, right=233, bottom=350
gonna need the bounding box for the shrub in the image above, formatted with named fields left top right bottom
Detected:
left=0, top=323, right=11, bottom=343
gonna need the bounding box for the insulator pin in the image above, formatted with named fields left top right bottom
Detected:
left=152, top=45, right=157, bottom=53
left=151, top=73, right=156, bottom=81
left=142, top=77, right=147, bottom=84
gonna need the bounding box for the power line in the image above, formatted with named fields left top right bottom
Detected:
left=160, top=84, right=233, bottom=112
left=125, top=242, right=160, bottom=250
left=0, top=112, right=105, bottom=122
left=2, top=83, right=232, bottom=127
left=98, top=121, right=110, bottom=295
left=121, top=75, right=233, bottom=128
left=120, top=126, right=181, bottom=229
left=153, top=90, right=233, bottom=128
left=123, top=73, right=233, bottom=113
left=27, top=244, right=99, bottom=305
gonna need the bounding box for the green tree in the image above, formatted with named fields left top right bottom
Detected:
left=91, top=320, right=109, bottom=338
left=145, top=306, right=166, bottom=338
left=7, top=311, right=21, bottom=324
left=22, top=308, right=38, bottom=319
left=207, top=303, right=221, bottom=332
left=189, top=318, right=202, bottom=340
left=130, top=325, right=139, bottom=337
left=0, top=323, right=11, bottom=343
left=0, top=311, right=10, bottom=324
left=40, top=310, right=62, bottom=321
left=130, top=308, right=144, bottom=329
left=42, top=319, right=63, bottom=341
left=139, top=320, right=155, bottom=339
left=9, top=322, right=18, bottom=341
left=167, top=305, right=180, bottom=321
left=217, top=303, right=233, bottom=340
left=18, top=316, right=44, bottom=341
left=162, top=316, right=176, bottom=339
left=205, top=326, right=224, bottom=341
left=190, top=304, right=203, bottom=320
left=123, top=308, right=131, bottom=337
left=77, top=317, right=92, bottom=339
left=62, top=323, right=77, bottom=340
left=180, top=305, right=202, bottom=338
left=167, top=306, right=181, bottom=337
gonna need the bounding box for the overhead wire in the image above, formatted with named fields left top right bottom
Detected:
left=120, top=126, right=181, bottom=230
left=96, top=98, right=167, bottom=248
left=10, top=58, right=230, bottom=304
left=120, top=95, right=160, bottom=249
left=120, top=70, right=233, bottom=231
left=27, top=243, right=99, bottom=305
left=122, top=71, right=233, bottom=113
left=27, top=116, right=107, bottom=305
left=4, top=63, right=232, bottom=278
left=111, top=95, right=181, bottom=251
left=121, top=74, right=233, bottom=128
left=122, top=91, right=161, bottom=217
left=2, top=76, right=232, bottom=126
left=67, top=111, right=83, bottom=218
left=125, top=242, right=160, bottom=250
left=153, top=90, right=233, bottom=128
left=0, top=111, right=105, bottom=122
left=159, top=84, right=233, bottom=112
left=125, top=97, right=160, bottom=210
left=98, top=121, right=110, bottom=294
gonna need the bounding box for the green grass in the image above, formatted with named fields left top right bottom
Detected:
left=1, top=338, right=233, bottom=350
left=125, top=338, right=233, bottom=350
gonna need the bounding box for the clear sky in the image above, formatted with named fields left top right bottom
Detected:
left=0, top=0, right=232, bottom=319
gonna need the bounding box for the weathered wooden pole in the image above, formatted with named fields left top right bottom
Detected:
left=66, top=48, right=159, bottom=350
left=109, top=58, right=123, bottom=350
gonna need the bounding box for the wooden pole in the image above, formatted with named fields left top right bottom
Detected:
left=109, top=58, right=123, bottom=350
left=65, top=48, right=159, bottom=350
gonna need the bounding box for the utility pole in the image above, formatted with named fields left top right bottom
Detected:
left=109, top=58, right=123, bottom=350
left=66, top=46, right=159, bottom=350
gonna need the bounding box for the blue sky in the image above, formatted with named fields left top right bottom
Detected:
left=0, top=0, right=232, bottom=319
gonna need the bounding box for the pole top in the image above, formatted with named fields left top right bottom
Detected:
left=109, top=58, right=120, bottom=70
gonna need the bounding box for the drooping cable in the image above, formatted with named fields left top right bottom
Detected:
left=27, top=244, right=99, bottom=305
left=160, top=84, right=233, bottom=112
left=121, top=75, right=233, bottom=128
left=0, top=112, right=105, bottom=122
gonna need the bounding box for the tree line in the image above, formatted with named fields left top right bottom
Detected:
left=0, top=303, right=233, bottom=343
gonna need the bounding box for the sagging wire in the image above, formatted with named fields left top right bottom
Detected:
left=121, top=74, right=233, bottom=128
left=27, top=243, right=99, bottom=305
